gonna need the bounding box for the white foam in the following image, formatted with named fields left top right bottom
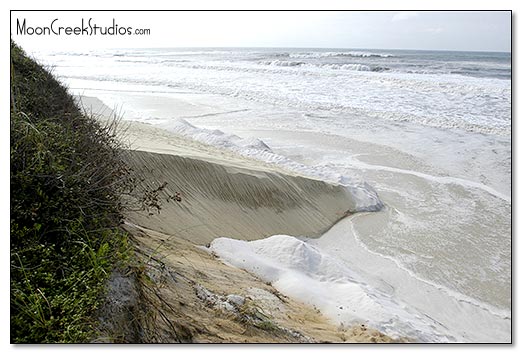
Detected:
left=42, top=49, right=511, bottom=136
left=208, top=235, right=453, bottom=342
left=259, top=60, right=373, bottom=72
left=310, top=215, right=511, bottom=343
left=160, top=118, right=272, bottom=153
left=159, top=118, right=383, bottom=212
left=319, top=63, right=372, bottom=71
left=338, top=157, right=511, bottom=203
left=289, top=51, right=394, bottom=58
left=259, top=59, right=305, bottom=67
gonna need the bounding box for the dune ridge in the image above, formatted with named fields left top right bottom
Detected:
left=79, top=95, right=378, bottom=245
left=124, top=149, right=357, bottom=245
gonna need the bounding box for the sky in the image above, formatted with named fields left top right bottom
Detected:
left=10, top=11, right=511, bottom=53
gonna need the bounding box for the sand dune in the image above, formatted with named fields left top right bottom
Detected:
left=124, top=149, right=357, bottom=245
left=77, top=93, right=363, bottom=245
left=79, top=95, right=374, bottom=245
left=80, top=96, right=365, bottom=243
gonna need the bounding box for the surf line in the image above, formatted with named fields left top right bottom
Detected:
left=343, top=213, right=511, bottom=323
left=348, top=158, right=510, bottom=203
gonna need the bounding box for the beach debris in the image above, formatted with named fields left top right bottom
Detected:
left=194, top=284, right=312, bottom=341
left=195, top=284, right=244, bottom=314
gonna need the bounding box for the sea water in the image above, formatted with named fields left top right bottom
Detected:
left=32, top=47, right=511, bottom=342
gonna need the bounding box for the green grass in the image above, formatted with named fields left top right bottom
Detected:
left=10, top=40, right=135, bottom=343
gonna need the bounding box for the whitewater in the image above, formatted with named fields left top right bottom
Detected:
left=32, top=47, right=511, bottom=342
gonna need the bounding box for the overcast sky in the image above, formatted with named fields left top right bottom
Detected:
left=11, top=11, right=511, bottom=52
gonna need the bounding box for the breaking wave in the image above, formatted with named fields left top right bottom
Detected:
left=288, top=51, right=395, bottom=58
left=258, top=60, right=387, bottom=72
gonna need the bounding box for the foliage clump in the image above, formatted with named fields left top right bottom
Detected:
left=10, top=41, right=135, bottom=343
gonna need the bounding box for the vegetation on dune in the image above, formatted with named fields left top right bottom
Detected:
left=10, top=40, right=138, bottom=343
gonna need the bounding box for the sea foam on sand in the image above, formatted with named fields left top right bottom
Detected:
left=159, top=118, right=383, bottom=212
left=208, top=235, right=454, bottom=343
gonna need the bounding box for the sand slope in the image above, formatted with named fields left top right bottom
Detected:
left=124, top=149, right=356, bottom=245
left=80, top=96, right=361, bottom=244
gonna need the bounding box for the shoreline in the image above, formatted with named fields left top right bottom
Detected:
left=80, top=96, right=378, bottom=243
left=79, top=95, right=398, bottom=342
left=78, top=94, right=510, bottom=343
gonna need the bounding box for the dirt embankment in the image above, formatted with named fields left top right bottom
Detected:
left=95, top=223, right=396, bottom=343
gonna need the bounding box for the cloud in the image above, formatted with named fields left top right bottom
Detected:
left=392, top=11, right=419, bottom=22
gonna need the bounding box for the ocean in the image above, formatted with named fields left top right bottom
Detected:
left=33, top=47, right=511, bottom=342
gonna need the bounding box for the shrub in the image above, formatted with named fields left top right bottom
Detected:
left=10, top=41, right=134, bottom=343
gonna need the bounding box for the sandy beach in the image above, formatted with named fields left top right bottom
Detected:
left=82, top=96, right=367, bottom=244
left=80, top=96, right=397, bottom=343
left=77, top=70, right=511, bottom=340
